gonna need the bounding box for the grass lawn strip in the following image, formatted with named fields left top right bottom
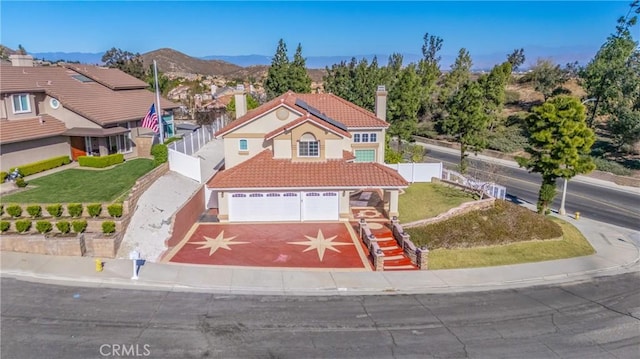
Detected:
left=398, top=183, right=477, bottom=223
left=1, top=159, right=155, bottom=203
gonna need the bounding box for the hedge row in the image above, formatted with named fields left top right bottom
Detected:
left=78, top=153, right=125, bottom=168
left=1, top=203, right=123, bottom=218
left=11, top=156, right=71, bottom=177
left=0, top=171, right=6, bottom=183
left=0, top=219, right=114, bottom=234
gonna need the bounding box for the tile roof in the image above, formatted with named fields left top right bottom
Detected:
left=63, top=64, right=148, bottom=90
left=0, top=65, right=179, bottom=126
left=0, top=115, right=67, bottom=144
left=343, top=150, right=356, bottom=162
left=207, top=150, right=408, bottom=189
left=264, top=113, right=351, bottom=140
left=215, top=91, right=387, bottom=137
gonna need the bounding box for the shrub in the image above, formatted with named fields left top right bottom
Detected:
left=6, top=204, right=22, bottom=218
left=46, top=204, right=63, bottom=218
left=15, top=156, right=70, bottom=177
left=151, top=144, right=168, bottom=166
left=36, top=220, right=53, bottom=234
left=71, top=220, right=88, bottom=233
left=78, top=154, right=124, bottom=168
left=102, top=221, right=116, bottom=234
left=0, top=204, right=3, bottom=217
left=107, top=203, right=124, bottom=218
left=164, top=137, right=181, bottom=145
left=87, top=203, right=102, bottom=217
left=592, top=157, right=633, bottom=176
left=0, top=171, right=6, bottom=183
left=15, top=178, right=27, bottom=188
left=67, top=203, right=83, bottom=217
left=0, top=221, right=10, bottom=232
left=487, top=126, right=528, bottom=153
left=56, top=220, right=71, bottom=234
left=15, top=219, right=32, bottom=233
left=26, top=205, right=42, bottom=218
left=505, top=90, right=520, bottom=104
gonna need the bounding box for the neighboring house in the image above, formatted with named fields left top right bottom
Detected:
left=0, top=55, right=179, bottom=171
left=205, top=86, right=409, bottom=222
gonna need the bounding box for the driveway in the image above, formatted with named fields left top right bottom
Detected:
left=161, top=222, right=373, bottom=270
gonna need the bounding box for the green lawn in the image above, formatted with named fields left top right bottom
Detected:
left=404, top=201, right=595, bottom=269
left=1, top=159, right=155, bottom=203
left=398, top=183, right=477, bottom=223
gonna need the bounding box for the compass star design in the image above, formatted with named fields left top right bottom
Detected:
left=190, top=231, right=248, bottom=256
left=289, top=229, right=353, bottom=261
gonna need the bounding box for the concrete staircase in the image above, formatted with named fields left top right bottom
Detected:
left=370, top=225, right=417, bottom=271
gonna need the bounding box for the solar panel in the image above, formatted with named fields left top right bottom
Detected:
left=294, top=98, right=348, bottom=132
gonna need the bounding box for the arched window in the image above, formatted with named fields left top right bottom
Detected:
left=298, top=133, right=319, bottom=157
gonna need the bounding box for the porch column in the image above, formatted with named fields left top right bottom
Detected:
left=387, top=189, right=399, bottom=218
left=339, top=190, right=352, bottom=220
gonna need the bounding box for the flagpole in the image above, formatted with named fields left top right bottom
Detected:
left=153, top=60, right=164, bottom=143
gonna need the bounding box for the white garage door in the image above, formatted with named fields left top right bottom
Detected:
left=302, top=192, right=339, bottom=221
left=228, top=192, right=300, bottom=222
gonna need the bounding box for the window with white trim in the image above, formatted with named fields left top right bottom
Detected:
left=362, top=133, right=369, bottom=142
left=370, top=133, right=377, bottom=142
left=298, top=133, right=319, bottom=157
left=352, top=132, right=378, bottom=143
left=353, top=134, right=361, bottom=142
left=239, top=139, right=248, bottom=151
left=12, top=94, right=31, bottom=114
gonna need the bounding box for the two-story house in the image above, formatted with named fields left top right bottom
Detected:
left=206, top=87, right=408, bottom=222
left=0, top=55, right=179, bottom=171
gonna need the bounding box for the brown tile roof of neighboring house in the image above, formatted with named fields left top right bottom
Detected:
left=207, top=150, right=408, bottom=189
left=0, top=115, right=67, bottom=144
left=215, top=91, right=387, bottom=137
left=264, top=113, right=351, bottom=140
left=0, top=65, right=179, bottom=126
left=63, top=64, right=149, bottom=90
left=343, top=150, right=356, bottom=162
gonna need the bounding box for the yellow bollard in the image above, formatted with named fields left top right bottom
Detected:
left=575, top=212, right=580, bottom=220
left=95, top=258, right=103, bottom=272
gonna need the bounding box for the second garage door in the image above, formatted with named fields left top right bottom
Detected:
left=302, top=192, right=339, bottom=221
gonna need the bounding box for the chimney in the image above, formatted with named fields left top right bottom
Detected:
left=234, top=84, right=247, bottom=119
left=375, top=85, right=387, bottom=122
left=9, top=54, right=34, bottom=67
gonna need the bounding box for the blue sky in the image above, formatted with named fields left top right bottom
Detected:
left=0, top=1, right=631, bottom=64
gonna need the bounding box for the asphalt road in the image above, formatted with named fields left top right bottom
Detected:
left=423, top=147, right=640, bottom=231
left=1, top=274, right=639, bottom=358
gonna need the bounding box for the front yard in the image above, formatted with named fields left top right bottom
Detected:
left=1, top=159, right=155, bottom=203
left=398, top=183, right=477, bottom=223
left=404, top=200, right=595, bottom=269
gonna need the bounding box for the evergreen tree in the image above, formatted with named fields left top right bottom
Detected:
left=506, top=48, right=526, bottom=71
left=478, top=61, right=512, bottom=130
left=101, top=47, right=146, bottom=80
left=440, top=48, right=473, bottom=103
left=417, top=33, right=444, bottom=123
left=442, top=80, right=489, bottom=174
left=288, top=43, right=312, bottom=93
left=529, top=58, right=564, bottom=100
left=264, top=39, right=291, bottom=100
left=517, top=96, right=595, bottom=214
left=387, top=64, right=422, bottom=152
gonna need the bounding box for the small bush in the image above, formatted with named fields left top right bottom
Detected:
left=505, top=90, right=520, bottom=104
left=151, top=144, right=168, bottom=166
left=107, top=203, right=124, bottom=218
left=56, top=220, right=71, bottom=234
left=36, top=220, right=53, bottom=234
left=71, top=219, right=88, bottom=233
left=26, top=205, right=42, bottom=218
left=0, top=221, right=10, bottom=232
left=102, top=221, right=116, bottom=234
left=87, top=203, right=102, bottom=217
left=592, top=157, right=632, bottom=176
left=15, top=219, right=32, bottom=233
left=46, top=204, right=63, bottom=218
left=78, top=154, right=125, bottom=168
left=15, top=178, right=27, bottom=188
left=0, top=171, right=7, bottom=183
left=6, top=204, right=22, bottom=218
left=67, top=203, right=83, bottom=217
left=164, top=137, right=181, bottom=145
left=0, top=204, right=3, bottom=217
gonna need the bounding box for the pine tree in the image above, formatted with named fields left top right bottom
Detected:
left=264, top=39, right=291, bottom=100
left=517, top=96, right=596, bottom=214
left=388, top=64, right=422, bottom=152
left=288, top=43, right=312, bottom=93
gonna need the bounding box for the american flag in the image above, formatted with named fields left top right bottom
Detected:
left=141, top=104, right=159, bottom=133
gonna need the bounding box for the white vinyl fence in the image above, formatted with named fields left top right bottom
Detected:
left=168, top=124, right=216, bottom=156
left=167, top=120, right=225, bottom=183
left=442, top=168, right=507, bottom=199
left=385, top=162, right=443, bottom=183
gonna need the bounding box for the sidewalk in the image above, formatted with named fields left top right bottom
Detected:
left=1, top=215, right=638, bottom=295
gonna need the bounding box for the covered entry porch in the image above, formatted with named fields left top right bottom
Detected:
left=65, top=127, right=132, bottom=160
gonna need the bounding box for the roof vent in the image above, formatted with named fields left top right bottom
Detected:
left=377, top=85, right=386, bottom=91
left=236, top=84, right=245, bottom=91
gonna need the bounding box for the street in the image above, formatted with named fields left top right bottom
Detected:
left=1, top=274, right=638, bottom=358
left=423, top=146, right=640, bottom=231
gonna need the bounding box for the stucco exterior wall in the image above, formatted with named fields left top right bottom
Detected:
left=222, top=134, right=268, bottom=168
left=0, top=136, right=69, bottom=171
left=237, top=107, right=301, bottom=134
left=1, top=92, right=40, bottom=120
left=348, top=128, right=386, bottom=163
left=273, top=137, right=292, bottom=158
